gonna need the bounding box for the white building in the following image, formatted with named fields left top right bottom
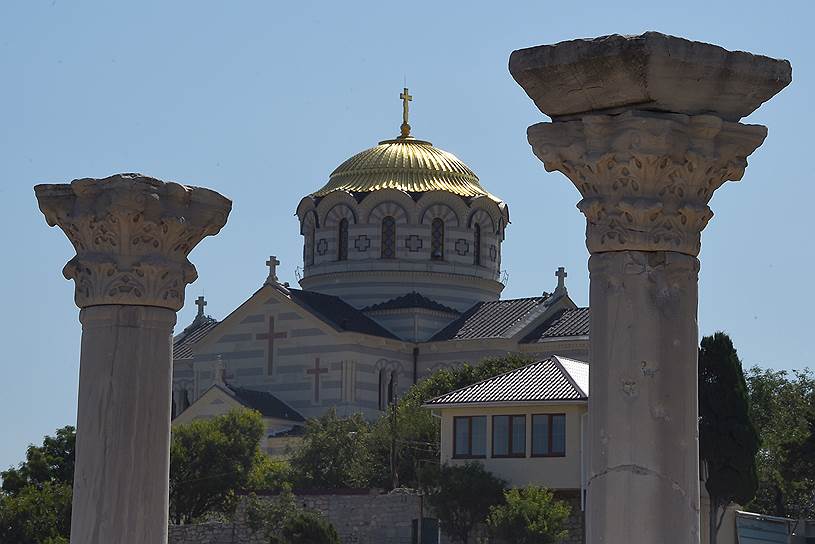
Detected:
left=171, top=91, right=589, bottom=434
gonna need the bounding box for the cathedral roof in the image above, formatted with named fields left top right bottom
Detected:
left=430, top=296, right=552, bottom=341
left=311, top=136, right=500, bottom=202
left=310, top=89, right=501, bottom=202
left=173, top=315, right=219, bottom=359
left=287, top=288, right=398, bottom=339
left=218, top=384, right=305, bottom=422
left=362, top=292, right=459, bottom=315
left=521, top=308, right=590, bottom=343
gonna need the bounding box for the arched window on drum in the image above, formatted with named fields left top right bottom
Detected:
left=473, top=223, right=482, bottom=266
left=381, top=216, right=396, bottom=259
left=338, top=218, right=349, bottom=261
left=431, top=218, right=444, bottom=261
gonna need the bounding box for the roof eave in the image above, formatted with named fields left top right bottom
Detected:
left=422, top=398, right=588, bottom=409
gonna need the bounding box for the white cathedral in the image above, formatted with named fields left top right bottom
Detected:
left=171, top=90, right=589, bottom=451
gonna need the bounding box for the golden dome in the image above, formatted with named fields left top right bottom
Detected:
left=312, top=136, right=501, bottom=202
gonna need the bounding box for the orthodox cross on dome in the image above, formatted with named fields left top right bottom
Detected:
left=195, top=295, right=207, bottom=318
left=400, top=87, right=413, bottom=138
left=306, top=357, right=329, bottom=403
left=256, top=316, right=287, bottom=375
left=555, top=267, right=568, bottom=292
left=265, top=256, right=280, bottom=285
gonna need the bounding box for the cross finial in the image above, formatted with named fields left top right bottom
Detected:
left=195, top=295, right=207, bottom=317
left=265, top=256, right=280, bottom=285
left=399, top=87, right=413, bottom=138
left=555, top=267, right=568, bottom=291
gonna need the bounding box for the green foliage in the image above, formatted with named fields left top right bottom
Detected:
left=370, top=354, right=533, bottom=489
left=421, top=462, right=506, bottom=544
left=247, top=454, right=292, bottom=493
left=746, top=366, right=815, bottom=518
left=288, top=409, right=375, bottom=489
left=698, top=332, right=760, bottom=539
left=170, top=408, right=265, bottom=523
left=487, top=486, right=571, bottom=544
left=0, top=481, right=72, bottom=543
left=1, top=426, right=75, bottom=495
left=246, top=491, right=340, bottom=544
left=277, top=509, right=340, bottom=544
left=0, top=426, right=75, bottom=543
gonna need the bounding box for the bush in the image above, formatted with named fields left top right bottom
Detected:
left=421, top=462, right=506, bottom=544
left=278, top=510, right=340, bottom=544
left=487, top=486, right=570, bottom=544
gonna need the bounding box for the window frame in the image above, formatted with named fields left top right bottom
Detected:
left=473, top=223, right=482, bottom=266
left=531, top=413, right=567, bottom=458
left=491, top=414, right=526, bottom=458
left=381, top=216, right=396, bottom=259
left=452, top=415, right=487, bottom=459
left=430, top=218, right=445, bottom=261
left=337, top=218, right=349, bottom=261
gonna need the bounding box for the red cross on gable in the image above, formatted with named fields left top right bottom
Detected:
left=306, top=357, right=329, bottom=403
left=255, top=316, right=287, bottom=375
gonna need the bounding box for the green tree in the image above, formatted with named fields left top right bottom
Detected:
left=246, top=491, right=340, bottom=544
left=278, top=510, right=340, bottom=544
left=487, top=486, right=571, bottom=544
left=169, top=408, right=265, bottom=523
left=699, top=332, right=759, bottom=544
left=0, top=426, right=76, bottom=543
left=746, top=367, right=815, bottom=518
left=1, top=426, right=75, bottom=495
left=421, top=462, right=506, bottom=544
left=0, top=481, right=72, bottom=544
left=371, top=355, right=532, bottom=489
left=288, top=409, right=375, bottom=489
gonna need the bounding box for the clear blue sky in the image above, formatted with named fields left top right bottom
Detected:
left=1, top=0, right=812, bottom=470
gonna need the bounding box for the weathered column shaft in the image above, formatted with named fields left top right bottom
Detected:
left=72, top=306, right=176, bottom=543
left=519, top=103, right=777, bottom=544
left=36, top=174, right=231, bottom=543
left=588, top=250, right=700, bottom=542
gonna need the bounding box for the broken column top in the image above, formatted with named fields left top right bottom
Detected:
left=509, top=31, right=792, bottom=122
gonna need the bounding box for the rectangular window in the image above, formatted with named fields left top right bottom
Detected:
left=492, top=415, right=526, bottom=458
left=453, top=416, right=486, bottom=458
left=532, top=414, right=566, bottom=457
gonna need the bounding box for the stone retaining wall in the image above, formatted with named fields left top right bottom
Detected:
left=168, top=490, right=585, bottom=544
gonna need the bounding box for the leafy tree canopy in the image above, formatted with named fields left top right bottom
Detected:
left=487, top=486, right=571, bottom=544
left=287, top=409, right=375, bottom=490
left=0, top=427, right=75, bottom=544
left=1, top=426, right=75, bottom=495
left=170, top=408, right=265, bottom=524
left=421, top=462, right=506, bottom=544
left=746, top=366, right=815, bottom=518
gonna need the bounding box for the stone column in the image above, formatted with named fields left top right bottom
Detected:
left=35, top=174, right=231, bottom=543
left=509, top=33, right=791, bottom=544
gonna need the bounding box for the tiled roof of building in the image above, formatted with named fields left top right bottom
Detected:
left=363, top=292, right=459, bottom=314
left=173, top=316, right=219, bottom=359
left=429, top=296, right=550, bottom=341
left=521, top=308, right=590, bottom=343
left=424, top=356, right=589, bottom=406
left=288, top=288, right=398, bottom=339
left=220, top=385, right=306, bottom=422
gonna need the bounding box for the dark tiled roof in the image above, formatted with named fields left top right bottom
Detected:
left=173, top=316, right=219, bottom=359
left=223, top=385, right=306, bottom=422
left=429, top=297, right=550, bottom=341
left=521, top=308, right=590, bottom=343
left=363, top=292, right=459, bottom=314
left=424, top=356, right=589, bottom=406
left=288, top=288, right=398, bottom=339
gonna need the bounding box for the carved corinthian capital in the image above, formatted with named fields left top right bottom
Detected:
left=528, top=111, right=768, bottom=256
left=35, top=173, right=232, bottom=310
